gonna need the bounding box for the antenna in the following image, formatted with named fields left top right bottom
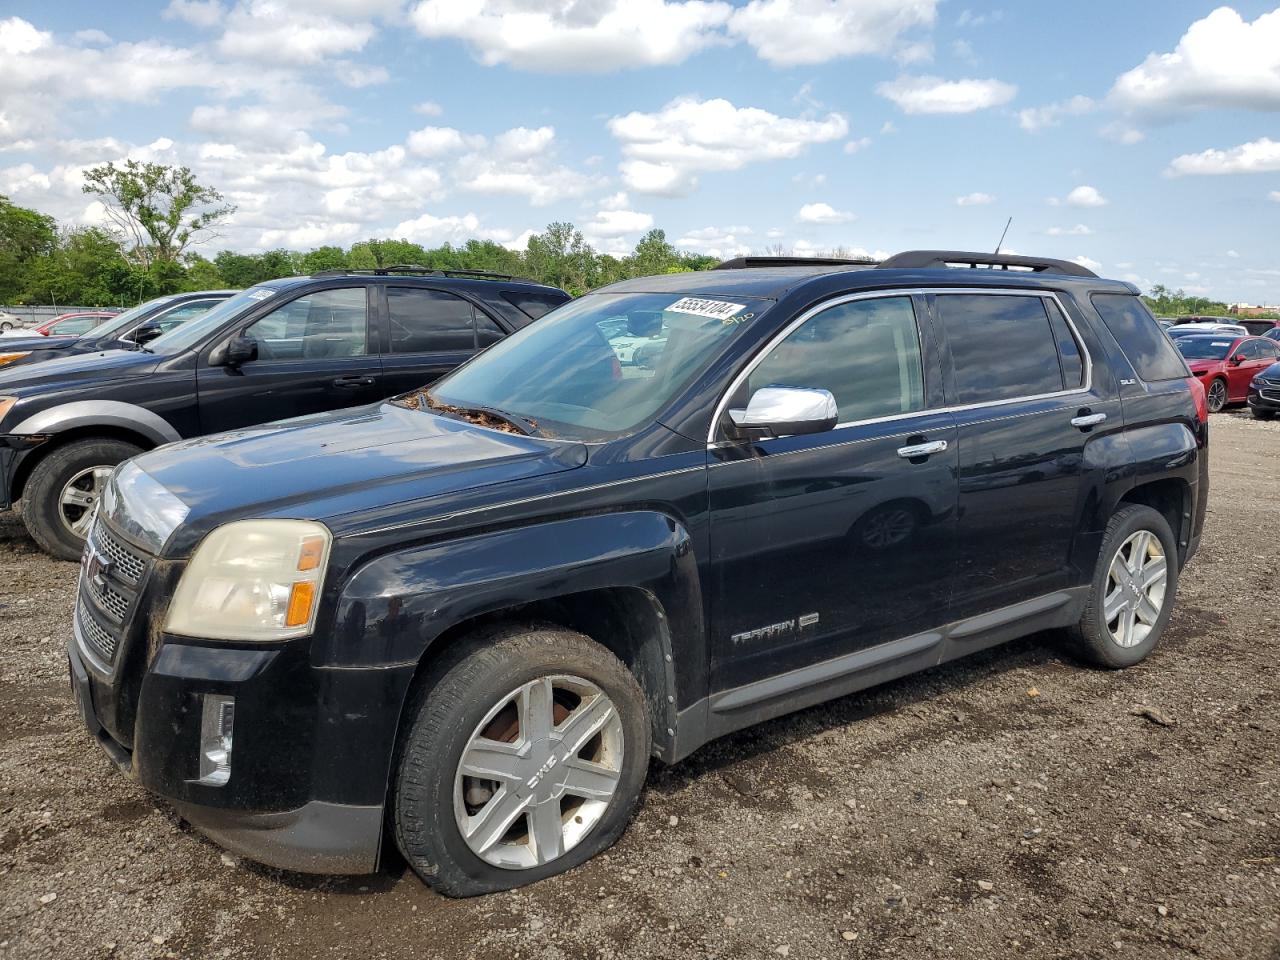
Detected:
left=994, top=217, right=1012, bottom=255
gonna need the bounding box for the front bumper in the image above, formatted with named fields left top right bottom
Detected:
left=67, top=626, right=415, bottom=875
left=1247, top=384, right=1280, bottom=413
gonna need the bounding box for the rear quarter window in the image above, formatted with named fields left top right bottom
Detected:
left=1091, top=294, right=1189, bottom=382
left=502, top=291, right=571, bottom=324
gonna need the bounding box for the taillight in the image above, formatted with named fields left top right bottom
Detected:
left=1186, top=376, right=1208, bottom=424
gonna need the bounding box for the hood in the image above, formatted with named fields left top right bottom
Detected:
left=0, top=346, right=157, bottom=391
left=128, top=401, right=589, bottom=554
left=0, top=334, right=79, bottom=353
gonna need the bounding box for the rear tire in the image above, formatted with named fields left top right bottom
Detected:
left=393, top=623, right=650, bottom=897
left=1064, top=504, right=1179, bottom=669
left=1206, top=378, right=1228, bottom=413
left=21, top=438, right=143, bottom=560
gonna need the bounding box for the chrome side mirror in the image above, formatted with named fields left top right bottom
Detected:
left=727, top=386, right=838, bottom=440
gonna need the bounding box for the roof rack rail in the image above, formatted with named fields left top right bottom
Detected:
left=712, top=255, right=879, bottom=270
left=877, top=250, right=1098, bottom=279
left=310, top=264, right=534, bottom=282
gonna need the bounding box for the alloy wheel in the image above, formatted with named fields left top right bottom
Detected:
left=1103, top=529, right=1168, bottom=648
left=58, top=465, right=112, bottom=539
left=1207, top=379, right=1227, bottom=413
left=454, top=674, right=624, bottom=870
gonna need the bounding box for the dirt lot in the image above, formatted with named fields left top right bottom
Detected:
left=1, top=412, right=1278, bottom=960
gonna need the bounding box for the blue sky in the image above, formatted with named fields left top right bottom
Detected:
left=1, top=1, right=1278, bottom=302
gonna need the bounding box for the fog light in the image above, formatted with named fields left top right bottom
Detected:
left=197, top=694, right=235, bottom=786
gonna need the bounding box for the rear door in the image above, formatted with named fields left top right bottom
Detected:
left=196, top=285, right=383, bottom=433
left=934, top=290, right=1119, bottom=620
left=377, top=286, right=506, bottom=398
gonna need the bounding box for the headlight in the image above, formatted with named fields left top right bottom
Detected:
left=0, top=353, right=29, bottom=367
left=164, top=519, right=332, bottom=641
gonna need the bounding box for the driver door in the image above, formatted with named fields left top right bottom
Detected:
left=196, top=286, right=383, bottom=434
left=707, top=293, right=958, bottom=695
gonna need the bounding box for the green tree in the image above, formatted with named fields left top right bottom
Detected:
left=183, top=253, right=225, bottom=291
left=213, top=249, right=299, bottom=287
left=82, top=160, right=235, bottom=267
left=299, top=245, right=349, bottom=274
left=524, top=222, right=597, bottom=295
left=21, top=227, right=133, bottom=306
left=627, top=229, right=678, bottom=278
left=0, top=195, right=58, bottom=301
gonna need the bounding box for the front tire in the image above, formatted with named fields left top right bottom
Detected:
left=21, top=438, right=143, bottom=560
left=1065, top=504, right=1179, bottom=669
left=1206, top=377, right=1228, bottom=413
left=393, top=623, right=651, bottom=897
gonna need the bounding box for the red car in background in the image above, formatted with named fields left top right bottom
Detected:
left=1174, top=333, right=1280, bottom=412
left=32, top=311, right=119, bottom=337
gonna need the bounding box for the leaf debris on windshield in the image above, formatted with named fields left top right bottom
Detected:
left=393, top=390, right=539, bottom=436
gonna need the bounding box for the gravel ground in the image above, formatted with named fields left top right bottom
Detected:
left=1, top=412, right=1278, bottom=960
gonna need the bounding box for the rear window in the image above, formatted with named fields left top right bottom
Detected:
left=1092, top=294, right=1189, bottom=381
left=502, top=290, right=570, bottom=324
left=937, top=294, right=1070, bottom=404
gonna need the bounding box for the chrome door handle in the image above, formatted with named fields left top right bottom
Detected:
left=896, top=439, right=948, bottom=459
left=1070, top=412, right=1107, bottom=429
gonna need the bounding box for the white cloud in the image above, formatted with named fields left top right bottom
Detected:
left=598, top=191, right=630, bottom=211
left=258, top=221, right=362, bottom=249
left=895, top=40, right=933, bottom=65
left=842, top=137, right=872, bottom=154
left=1271, top=191, right=1280, bottom=203
left=334, top=61, right=389, bottom=88
left=406, top=126, right=485, bottom=157
left=1100, top=122, right=1144, bottom=145
left=389, top=211, right=527, bottom=249
left=951, top=38, right=976, bottom=65
left=877, top=75, right=1016, bottom=114
left=608, top=96, right=847, bottom=196
left=163, top=0, right=226, bottom=28
left=1049, top=185, right=1108, bottom=207
left=414, top=100, right=443, bottom=117
left=1110, top=7, right=1280, bottom=115
left=409, top=0, right=733, bottom=72
left=797, top=202, right=855, bottom=224
left=583, top=208, right=655, bottom=239
left=218, top=1, right=375, bottom=65
left=727, top=0, right=936, bottom=66
left=1226, top=249, right=1240, bottom=258
left=1071, top=255, right=1101, bottom=272
left=73, top=29, right=113, bottom=46
left=1046, top=224, right=1092, bottom=236
left=1167, top=138, right=1280, bottom=176
left=675, top=225, right=753, bottom=259
left=493, top=125, right=555, bottom=158
left=955, top=191, right=993, bottom=206
left=1017, top=95, right=1093, bottom=132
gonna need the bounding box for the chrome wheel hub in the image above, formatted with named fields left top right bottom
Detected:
left=1104, top=530, right=1168, bottom=648
left=59, top=466, right=113, bottom=539
left=454, top=675, right=623, bottom=870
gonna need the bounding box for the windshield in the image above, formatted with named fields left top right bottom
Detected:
left=1176, top=337, right=1234, bottom=360
left=77, top=296, right=174, bottom=342
left=148, top=286, right=280, bottom=354
left=428, top=292, right=768, bottom=440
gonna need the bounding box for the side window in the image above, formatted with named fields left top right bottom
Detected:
left=386, top=288, right=476, bottom=353
left=747, top=296, right=924, bottom=423
left=501, top=291, right=569, bottom=324
left=1260, top=340, right=1280, bottom=358
left=474, top=310, right=506, bottom=348
left=1044, top=299, right=1085, bottom=388
left=1092, top=294, right=1188, bottom=382
left=1237, top=340, right=1263, bottom=360
left=243, top=287, right=367, bottom=360
left=154, top=300, right=217, bottom=332
left=938, top=294, right=1065, bottom=403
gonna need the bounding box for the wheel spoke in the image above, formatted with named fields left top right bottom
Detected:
left=1119, top=602, right=1138, bottom=646
left=518, top=677, right=555, bottom=743
left=556, top=693, right=616, bottom=757
left=91, top=467, right=114, bottom=490
left=1103, top=586, right=1127, bottom=623
left=463, top=787, right=529, bottom=855
left=459, top=737, right=526, bottom=783
left=561, top=757, right=620, bottom=801
left=1136, top=594, right=1161, bottom=626
left=70, top=509, right=95, bottom=537
left=527, top=798, right=565, bottom=864
left=1141, top=556, right=1167, bottom=590
left=1129, top=531, right=1150, bottom=569
left=61, top=487, right=94, bottom=508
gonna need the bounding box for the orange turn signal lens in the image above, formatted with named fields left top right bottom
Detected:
left=285, top=581, right=316, bottom=628
left=297, top=536, right=325, bottom=571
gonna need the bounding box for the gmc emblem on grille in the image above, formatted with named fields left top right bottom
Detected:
left=86, top=550, right=115, bottom=595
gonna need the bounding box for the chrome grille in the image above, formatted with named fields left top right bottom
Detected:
left=1262, top=389, right=1280, bottom=402
left=77, top=599, right=119, bottom=665
left=94, top=525, right=146, bottom=584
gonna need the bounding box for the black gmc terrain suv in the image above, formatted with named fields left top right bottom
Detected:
left=68, top=252, right=1208, bottom=896
left=0, top=268, right=569, bottom=558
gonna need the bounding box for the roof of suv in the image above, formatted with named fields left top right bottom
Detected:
left=255, top=268, right=566, bottom=296
left=598, top=250, right=1132, bottom=300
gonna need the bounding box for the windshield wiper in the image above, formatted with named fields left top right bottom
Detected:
left=405, top=390, right=543, bottom=437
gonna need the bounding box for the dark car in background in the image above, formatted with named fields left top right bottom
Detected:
left=1246, top=360, right=1280, bottom=420
left=0, top=291, right=237, bottom=370
left=1175, top=334, right=1280, bottom=412
left=65, top=250, right=1208, bottom=896
left=0, top=267, right=570, bottom=558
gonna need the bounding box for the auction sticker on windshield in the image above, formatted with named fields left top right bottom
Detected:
left=667, top=297, right=747, bottom=321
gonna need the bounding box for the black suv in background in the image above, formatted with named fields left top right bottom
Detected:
left=0, top=268, right=570, bottom=558
left=0, top=290, right=237, bottom=370
left=69, top=251, right=1207, bottom=897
